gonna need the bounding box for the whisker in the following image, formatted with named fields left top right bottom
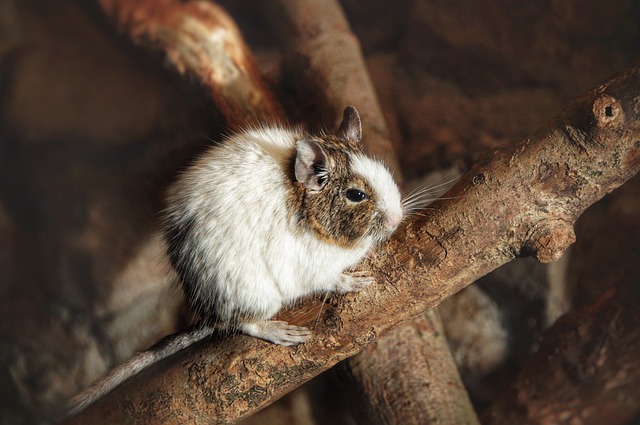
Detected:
left=402, top=193, right=459, bottom=204
left=402, top=197, right=438, bottom=209
left=402, top=187, right=449, bottom=204
left=314, top=292, right=331, bottom=325
left=409, top=177, right=459, bottom=194
left=404, top=183, right=431, bottom=200
left=402, top=194, right=461, bottom=208
left=404, top=207, right=437, bottom=214
left=403, top=181, right=461, bottom=200
left=404, top=194, right=440, bottom=203
left=424, top=172, right=463, bottom=190
left=404, top=211, right=431, bottom=218
left=403, top=186, right=444, bottom=201
left=402, top=194, right=434, bottom=206
left=402, top=173, right=463, bottom=203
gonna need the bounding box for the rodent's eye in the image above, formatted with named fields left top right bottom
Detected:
left=346, top=188, right=367, bottom=202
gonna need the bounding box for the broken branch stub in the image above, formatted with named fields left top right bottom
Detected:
left=61, top=59, right=640, bottom=425
left=100, top=0, right=283, bottom=126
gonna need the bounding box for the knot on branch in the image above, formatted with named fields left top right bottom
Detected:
left=593, top=94, right=624, bottom=129
left=524, top=221, right=576, bottom=263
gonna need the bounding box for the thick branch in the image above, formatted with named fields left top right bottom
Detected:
left=62, top=58, right=640, bottom=424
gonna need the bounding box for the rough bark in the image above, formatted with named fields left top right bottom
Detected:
left=61, top=56, right=640, bottom=424
left=100, top=0, right=282, bottom=126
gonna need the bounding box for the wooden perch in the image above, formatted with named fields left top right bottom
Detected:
left=62, top=45, right=640, bottom=424
left=261, top=1, right=476, bottom=422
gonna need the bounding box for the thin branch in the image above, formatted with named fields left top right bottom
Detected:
left=61, top=56, right=640, bottom=424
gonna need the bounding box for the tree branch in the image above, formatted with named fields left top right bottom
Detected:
left=99, top=0, right=282, bottom=126
left=482, top=280, right=640, bottom=424
left=61, top=52, right=640, bottom=423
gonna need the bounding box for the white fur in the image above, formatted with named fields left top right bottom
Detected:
left=350, top=153, right=404, bottom=230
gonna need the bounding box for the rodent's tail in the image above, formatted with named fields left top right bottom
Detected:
left=66, top=325, right=217, bottom=417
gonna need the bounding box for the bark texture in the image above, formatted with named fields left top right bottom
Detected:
left=61, top=60, right=640, bottom=425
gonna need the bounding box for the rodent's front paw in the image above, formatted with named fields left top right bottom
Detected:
left=336, top=271, right=375, bottom=293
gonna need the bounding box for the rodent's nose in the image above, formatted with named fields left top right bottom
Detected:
left=385, top=211, right=403, bottom=232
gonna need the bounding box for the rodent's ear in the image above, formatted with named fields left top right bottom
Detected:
left=295, top=139, right=329, bottom=191
left=338, top=106, right=362, bottom=143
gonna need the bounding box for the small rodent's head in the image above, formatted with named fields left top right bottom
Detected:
left=292, top=106, right=403, bottom=247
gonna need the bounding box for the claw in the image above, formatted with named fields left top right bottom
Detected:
left=336, top=271, right=375, bottom=293
left=240, top=320, right=312, bottom=346
left=365, top=249, right=378, bottom=260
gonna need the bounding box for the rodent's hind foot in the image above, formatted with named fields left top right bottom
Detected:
left=336, top=271, right=375, bottom=293
left=240, top=320, right=311, bottom=346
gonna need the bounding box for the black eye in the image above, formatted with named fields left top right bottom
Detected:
left=346, top=188, right=367, bottom=202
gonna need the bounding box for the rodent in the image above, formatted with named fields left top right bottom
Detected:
left=67, top=106, right=404, bottom=415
